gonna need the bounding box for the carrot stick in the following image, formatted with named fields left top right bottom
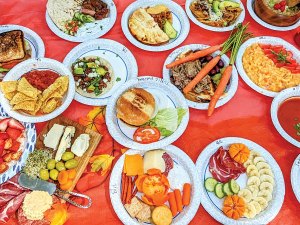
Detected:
left=182, top=183, right=191, bottom=206
left=126, top=177, right=132, bottom=204
left=166, top=45, right=222, bottom=69
left=174, top=189, right=183, bottom=212
left=122, top=176, right=129, bottom=203
left=183, top=55, right=221, bottom=94
left=168, top=192, right=178, bottom=216
left=207, top=65, right=233, bottom=117
left=121, top=173, right=126, bottom=203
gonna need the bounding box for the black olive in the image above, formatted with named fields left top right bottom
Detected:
left=206, top=55, right=213, bottom=61
left=218, top=60, right=224, bottom=68
left=200, top=57, right=206, bottom=63
left=215, top=65, right=220, bottom=73
left=210, top=69, right=216, bottom=75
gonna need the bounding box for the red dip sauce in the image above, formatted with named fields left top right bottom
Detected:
left=22, top=70, right=60, bottom=91
left=277, top=97, right=300, bottom=142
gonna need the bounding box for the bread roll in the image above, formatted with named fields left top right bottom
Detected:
left=116, top=88, right=155, bottom=126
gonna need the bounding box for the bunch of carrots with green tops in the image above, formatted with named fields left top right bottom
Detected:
left=166, top=23, right=253, bottom=116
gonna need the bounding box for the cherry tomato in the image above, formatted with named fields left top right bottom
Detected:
left=133, top=127, right=160, bottom=144
left=0, top=163, right=8, bottom=173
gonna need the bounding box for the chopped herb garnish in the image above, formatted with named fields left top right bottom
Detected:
left=271, top=50, right=290, bottom=64
left=294, top=123, right=300, bottom=136
left=116, top=77, right=121, bottom=82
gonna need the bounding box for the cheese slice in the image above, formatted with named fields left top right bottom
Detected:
left=43, top=124, right=65, bottom=150
left=143, top=150, right=166, bottom=173
left=55, top=126, right=76, bottom=161
left=124, top=154, right=144, bottom=176
left=71, top=134, right=90, bottom=157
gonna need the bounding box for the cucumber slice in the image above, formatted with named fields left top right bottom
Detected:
left=222, top=182, right=233, bottom=196
left=214, top=183, right=225, bottom=199
left=229, top=179, right=240, bottom=194
left=204, top=177, right=218, bottom=192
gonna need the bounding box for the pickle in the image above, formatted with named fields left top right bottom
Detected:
left=49, top=169, right=59, bottom=181
left=56, top=161, right=66, bottom=172
left=163, top=20, right=177, bottom=39
left=47, top=159, right=56, bottom=170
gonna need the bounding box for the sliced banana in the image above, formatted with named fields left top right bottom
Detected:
left=258, top=190, right=273, bottom=202
left=253, top=156, right=266, bottom=165
left=244, top=202, right=257, bottom=218
left=260, top=175, right=274, bottom=185
left=250, top=151, right=261, bottom=159
left=254, top=197, right=268, bottom=210
left=244, top=159, right=253, bottom=168
left=250, top=201, right=262, bottom=214
left=259, top=168, right=274, bottom=177
left=247, top=165, right=259, bottom=177
left=238, top=189, right=252, bottom=202
left=248, top=185, right=259, bottom=198
left=256, top=162, right=271, bottom=171
left=260, top=182, right=274, bottom=192
left=247, top=176, right=261, bottom=187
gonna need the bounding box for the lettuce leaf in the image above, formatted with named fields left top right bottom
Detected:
left=149, top=108, right=187, bottom=136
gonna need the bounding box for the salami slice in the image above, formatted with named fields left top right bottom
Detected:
left=162, top=152, right=174, bottom=176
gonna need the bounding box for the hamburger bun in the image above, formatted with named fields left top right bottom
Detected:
left=117, top=88, right=155, bottom=126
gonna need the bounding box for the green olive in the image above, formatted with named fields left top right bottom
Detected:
left=65, top=159, right=78, bottom=169
left=47, top=159, right=56, bottom=170
left=49, top=169, right=59, bottom=181
left=61, top=152, right=75, bottom=161
left=39, top=169, right=49, bottom=181
left=55, top=161, right=66, bottom=172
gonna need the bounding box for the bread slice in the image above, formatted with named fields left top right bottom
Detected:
left=0, top=30, right=26, bottom=63
left=128, top=8, right=170, bottom=46
left=117, top=88, right=155, bottom=126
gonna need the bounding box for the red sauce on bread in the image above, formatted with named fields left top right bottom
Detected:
left=278, top=97, right=300, bottom=142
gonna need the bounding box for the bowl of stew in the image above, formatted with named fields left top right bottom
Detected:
left=271, top=86, right=300, bottom=148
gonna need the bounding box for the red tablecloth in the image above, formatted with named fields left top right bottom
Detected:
left=1, top=0, right=300, bottom=224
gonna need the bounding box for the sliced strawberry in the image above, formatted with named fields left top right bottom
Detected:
left=2, top=153, right=12, bottom=162
left=0, top=132, right=9, bottom=140
left=8, top=118, right=24, bottom=131
left=0, top=140, right=4, bottom=156
left=0, top=118, right=10, bottom=132
left=6, top=128, right=22, bottom=140
left=0, top=163, right=8, bottom=174
left=4, top=138, right=12, bottom=149
left=9, top=140, right=21, bottom=152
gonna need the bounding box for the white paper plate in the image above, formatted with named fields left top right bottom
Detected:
left=185, top=0, right=245, bottom=32
left=110, top=145, right=201, bottom=225
left=247, top=0, right=300, bottom=31
left=291, top=154, right=300, bottom=203
left=271, top=86, right=300, bottom=148
left=63, top=39, right=138, bottom=106
left=121, top=0, right=190, bottom=52
left=163, top=44, right=238, bottom=109
left=236, top=36, right=300, bottom=97
left=45, top=0, right=117, bottom=42
left=0, top=105, right=36, bottom=184
left=196, top=137, right=285, bottom=225
left=0, top=58, right=75, bottom=123
left=0, top=24, right=45, bottom=61
left=106, top=76, right=189, bottom=150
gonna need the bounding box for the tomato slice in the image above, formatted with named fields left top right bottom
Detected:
left=133, top=127, right=160, bottom=144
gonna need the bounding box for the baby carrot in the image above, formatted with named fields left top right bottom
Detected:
left=168, top=192, right=178, bottom=216
left=183, top=55, right=221, bottom=94
left=208, top=65, right=233, bottom=117
left=166, top=45, right=222, bottom=69
left=174, top=189, right=183, bottom=212
left=182, top=183, right=191, bottom=206
left=125, top=177, right=132, bottom=204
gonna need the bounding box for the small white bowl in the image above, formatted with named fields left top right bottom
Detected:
left=271, top=86, right=300, bottom=148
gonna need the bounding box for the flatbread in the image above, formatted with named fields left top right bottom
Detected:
left=47, top=0, right=83, bottom=33
left=75, top=56, right=115, bottom=98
